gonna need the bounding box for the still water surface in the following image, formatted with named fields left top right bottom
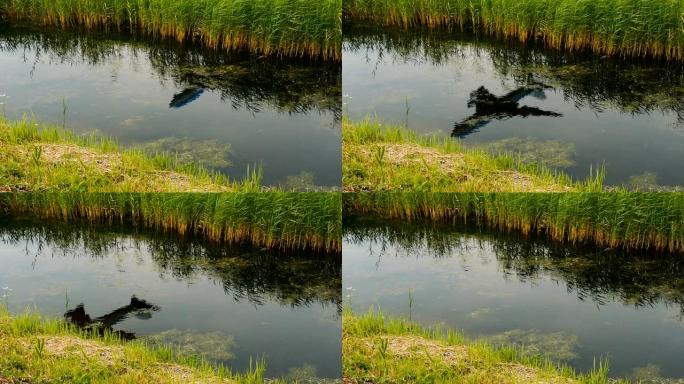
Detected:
left=0, top=25, right=341, bottom=187
left=343, top=24, right=684, bottom=188
left=344, top=217, right=684, bottom=381
left=0, top=219, right=342, bottom=380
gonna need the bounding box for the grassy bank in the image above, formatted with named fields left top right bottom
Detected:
left=344, top=193, right=684, bottom=254
left=0, top=306, right=278, bottom=383
left=344, top=0, right=684, bottom=61
left=344, top=308, right=623, bottom=384
left=0, top=193, right=342, bottom=254
left=0, top=118, right=263, bottom=192
left=0, top=0, right=342, bottom=61
left=343, top=119, right=603, bottom=192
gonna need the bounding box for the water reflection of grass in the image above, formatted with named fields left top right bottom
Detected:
left=0, top=26, right=342, bottom=116
left=343, top=118, right=603, bottom=192
left=0, top=306, right=283, bottom=383
left=344, top=216, right=684, bottom=311
left=344, top=0, right=684, bottom=61
left=1, top=0, right=342, bottom=60
left=343, top=308, right=624, bottom=384
left=345, top=23, right=684, bottom=123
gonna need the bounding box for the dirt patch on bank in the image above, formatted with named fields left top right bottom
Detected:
left=6, top=143, right=230, bottom=192
left=350, top=143, right=574, bottom=192
left=353, top=335, right=577, bottom=384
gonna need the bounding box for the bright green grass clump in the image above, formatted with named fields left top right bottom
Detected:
left=345, top=192, right=684, bottom=253
left=344, top=0, right=684, bottom=61
left=0, top=118, right=263, bottom=192
left=343, top=118, right=604, bottom=192
left=344, top=308, right=624, bottom=384
left=0, top=192, right=342, bottom=254
left=0, top=0, right=342, bottom=60
left=0, top=306, right=280, bottom=384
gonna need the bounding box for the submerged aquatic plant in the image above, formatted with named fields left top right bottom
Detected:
left=0, top=0, right=342, bottom=60
left=0, top=94, right=6, bottom=117
left=344, top=0, right=684, bottom=61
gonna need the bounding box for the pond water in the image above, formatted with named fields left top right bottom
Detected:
left=344, top=217, right=684, bottom=382
left=0, top=24, right=341, bottom=188
left=0, top=218, right=342, bottom=380
left=343, top=24, right=684, bottom=188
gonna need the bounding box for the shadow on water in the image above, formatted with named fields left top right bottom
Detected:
left=344, top=23, right=684, bottom=122
left=452, top=79, right=562, bottom=138
left=65, top=296, right=159, bottom=340
left=0, top=24, right=342, bottom=187
left=0, top=218, right=342, bottom=310
left=343, top=23, right=684, bottom=187
left=0, top=25, right=341, bottom=119
left=0, top=24, right=341, bottom=118
left=0, top=216, right=342, bottom=378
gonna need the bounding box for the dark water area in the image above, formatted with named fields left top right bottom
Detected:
left=343, top=216, right=684, bottom=382
left=343, top=23, right=684, bottom=188
left=0, top=218, right=342, bottom=380
left=0, top=24, right=341, bottom=188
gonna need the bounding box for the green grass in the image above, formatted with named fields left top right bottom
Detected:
left=344, top=192, right=684, bottom=254
left=0, top=118, right=265, bottom=192
left=0, top=0, right=342, bottom=60
left=0, top=192, right=342, bottom=254
left=0, top=306, right=282, bottom=384
left=343, top=118, right=605, bottom=192
left=344, top=308, right=626, bottom=384
left=344, top=0, right=684, bottom=61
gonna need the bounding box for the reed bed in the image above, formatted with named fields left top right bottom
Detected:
left=344, top=0, right=684, bottom=61
left=344, top=193, right=684, bottom=254
left=0, top=0, right=342, bottom=60
left=0, top=193, right=342, bottom=254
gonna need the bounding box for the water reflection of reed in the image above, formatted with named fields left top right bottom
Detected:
left=344, top=217, right=684, bottom=315
left=0, top=25, right=341, bottom=119
left=344, top=23, right=684, bottom=124
left=0, top=219, right=342, bottom=311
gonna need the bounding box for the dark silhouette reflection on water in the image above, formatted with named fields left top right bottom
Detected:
left=452, top=81, right=562, bottom=138
left=169, top=86, right=205, bottom=108
left=65, top=297, right=159, bottom=340
left=0, top=217, right=342, bottom=378
left=0, top=25, right=341, bottom=118
left=0, top=219, right=342, bottom=311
